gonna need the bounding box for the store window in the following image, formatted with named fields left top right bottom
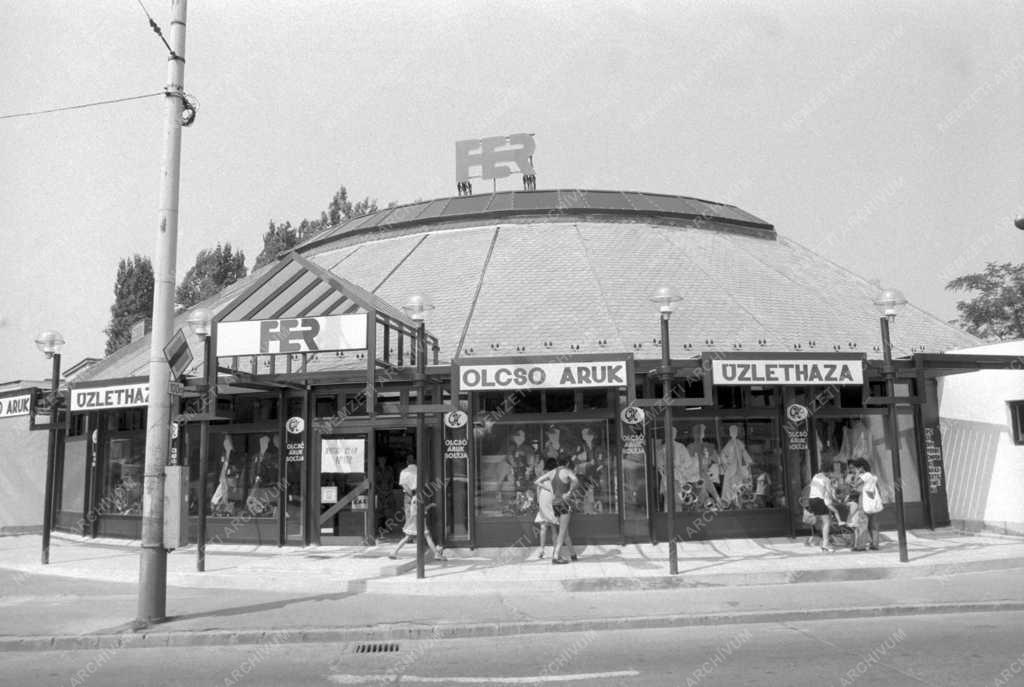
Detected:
left=98, top=433, right=145, bottom=515
left=474, top=421, right=617, bottom=518
left=1009, top=401, right=1024, bottom=445
left=187, top=430, right=283, bottom=519
left=655, top=418, right=785, bottom=513
left=813, top=414, right=921, bottom=503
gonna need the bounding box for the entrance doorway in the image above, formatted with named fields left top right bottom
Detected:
left=316, top=428, right=417, bottom=544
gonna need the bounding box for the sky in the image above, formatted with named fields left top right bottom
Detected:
left=1, top=1, right=1022, bottom=383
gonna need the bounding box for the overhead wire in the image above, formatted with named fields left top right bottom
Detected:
left=0, top=92, right=165, bottom=121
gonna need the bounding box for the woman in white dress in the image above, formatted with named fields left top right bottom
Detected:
left=533, top=458, right=559, bottom=559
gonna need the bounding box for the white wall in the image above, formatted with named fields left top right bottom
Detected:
left=938, top=341, right=1024, bottom=535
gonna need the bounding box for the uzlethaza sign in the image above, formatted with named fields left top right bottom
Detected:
left=711, top=359, right=863, bottom=386
left=217, top=314, right=367, bottom=357
left=459, top=361, right=628, bottom=391
left=70, top=382, right=150, bottom=411
left=0, top=393, right=32, bottom=419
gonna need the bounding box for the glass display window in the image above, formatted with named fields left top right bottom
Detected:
left=97, top=434, right=145, bottom=515
left=474, top=420, right=617, bottom=519
left=186, top=430, right=283, bottom=519
left=655, top=418, right=785, bottom=513
left=812, top=414, right=921, bottom=504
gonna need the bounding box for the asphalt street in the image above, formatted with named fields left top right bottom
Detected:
left=2, top=610, right=1023, bottom=686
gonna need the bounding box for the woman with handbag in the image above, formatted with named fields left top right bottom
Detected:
left=855, top=459, right=884, bottom=550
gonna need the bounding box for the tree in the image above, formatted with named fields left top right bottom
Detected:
left=175, top=243, right=248, bottom=309
left=254, top=220, right=296, bottom=269
left=254, top=185, right=383, bottom=269
left=946, top=262, right=1024, bottom=340
left=104, top=254, right=155, bottom=355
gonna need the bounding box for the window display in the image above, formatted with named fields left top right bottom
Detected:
left=658, top=419, right=785, bottom=512
left=813, top=415, right=921, bottom=503
left=98, top=435, right=144, bottom=515
left=191, top=431, right=282, bottom=518
left=475, top=421, right=617, bottom=518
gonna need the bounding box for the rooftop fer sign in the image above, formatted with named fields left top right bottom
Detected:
left=711, top=358, right=864, bottom=386
left=216, top=314, right=368, bottom=357
left=458, top=361, right=628, bottom=391
left=455, top=133, right=535, bottom=182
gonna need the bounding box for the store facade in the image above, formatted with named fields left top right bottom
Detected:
left=51, top=188, right=1014, bottom=547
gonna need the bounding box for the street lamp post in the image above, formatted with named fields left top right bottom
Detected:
left=874, top=288, right=909, bottom=563
left=35, top=330, right=66, bottom=565
left=186, top=307, right=213, bottom=572
left=650, top=287, right=683, bottom=575
left=403, top=295, right=435, bottom=580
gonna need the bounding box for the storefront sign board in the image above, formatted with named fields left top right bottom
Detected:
left=0, top=393, right=32, bottom=419
left=70, top=382, right=150, bottom=412
left=924, top=426, right=945, bottom=494
left=711, top=359, right=863, bottom=386
left=216, top=314, right=368, bottom=357
left=458, top=360, right=629, bottom=391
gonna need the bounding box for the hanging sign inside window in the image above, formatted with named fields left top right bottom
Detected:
left=216, top=314, right=368, bottom=357
left=458, top=360, right=628, bottom=391
left=70, top=382, right=150, bottom=411
left=0, top=392, right=32, bottom=419
left=711, top=359, right=863, bottom=386
left=321, top=438, right=365, bottom=473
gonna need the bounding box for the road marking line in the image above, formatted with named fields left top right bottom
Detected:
left=328, top=669, right=640, bottom=684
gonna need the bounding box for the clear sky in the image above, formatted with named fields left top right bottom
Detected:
left=1, top=1, right=1021, bottom=383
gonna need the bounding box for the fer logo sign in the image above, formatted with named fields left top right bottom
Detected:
left=216, top=314, right=368, bottom=357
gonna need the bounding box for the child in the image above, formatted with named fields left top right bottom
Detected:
left=846, top=491, right=869, bottom=551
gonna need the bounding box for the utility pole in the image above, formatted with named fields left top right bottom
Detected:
left=138, top=0, right=188, bottom=625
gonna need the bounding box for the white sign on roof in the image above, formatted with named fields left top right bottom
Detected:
left=217, top=314, right=368, bottom=357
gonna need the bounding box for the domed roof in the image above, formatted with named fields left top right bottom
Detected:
left=297, top=190, right=976, bottom=362
left=77, top=189, right=979, bottom=383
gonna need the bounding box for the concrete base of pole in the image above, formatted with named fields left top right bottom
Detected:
left=137, top=546, right=167, bottom=624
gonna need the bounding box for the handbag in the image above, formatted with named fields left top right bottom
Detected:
left=861, top=488, right=884, bottom=515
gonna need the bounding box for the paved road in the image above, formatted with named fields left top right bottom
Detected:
left=2, top=610, right=1023, bottom=686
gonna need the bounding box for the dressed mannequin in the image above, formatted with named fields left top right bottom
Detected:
left=210, top=435, right=235, bottom=515
left=500, top=428, right=536, bottom=513
left=656, top=426, right=693, bottom=509
left=574, top=427, right=607, bottom=513
left=689, top=424, right=722, bottom=502
left=543, top=425, right=562, bottom=461
left=719, top=424, right=753, bottom=507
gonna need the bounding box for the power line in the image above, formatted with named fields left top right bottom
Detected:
left=136, top=0, right=177, bottom=59
left=0, top=92, right=165, bottom=121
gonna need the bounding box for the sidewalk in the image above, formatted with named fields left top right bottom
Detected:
left=2, top=528, right=1023, bottom=651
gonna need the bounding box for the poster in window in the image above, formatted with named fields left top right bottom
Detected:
left=321, top=438, right=366, bottom=473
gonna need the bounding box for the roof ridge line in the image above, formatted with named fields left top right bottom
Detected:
left=455, top=226, right=501, bottom=358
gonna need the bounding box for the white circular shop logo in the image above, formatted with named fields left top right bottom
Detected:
left=444, top=410, right=469, bottom=429
left=621, top=406, right=645, bottom=425
left=786, top=403, right=809, bottom=423
left=286, top=416, right=305, bottom=434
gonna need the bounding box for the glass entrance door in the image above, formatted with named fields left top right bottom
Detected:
left=318, top=434, right=370, bottom=542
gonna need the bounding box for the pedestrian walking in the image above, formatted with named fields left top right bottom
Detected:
left=388, top=458, right=445, bottom=560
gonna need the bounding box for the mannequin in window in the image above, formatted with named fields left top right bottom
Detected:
left=211, top=435, right=236, bottom=515
left=720, top=424, right=753, bottom=507
left=499, top=428, right=536, bottom=513
left=543, top=425, right=562, bottom=461
left=656, top=426, right=691, bottom=510
left=689, top=424, right=722, bottom=504
left=574, top=426, right=606, bottom=513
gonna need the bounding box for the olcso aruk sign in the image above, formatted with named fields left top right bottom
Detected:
left=458, top=361, right=628, bottom=391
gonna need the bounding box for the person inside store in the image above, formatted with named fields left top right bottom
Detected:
left=388, top=456, right=445, bottom=561
left=806, top=468, right=844, bottom=552
left=549, top=455, right=580, bottom=565
left=533, top=458, right=559, bottom=559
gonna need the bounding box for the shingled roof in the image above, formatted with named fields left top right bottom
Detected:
left=77, top=189, right=979, bottom=383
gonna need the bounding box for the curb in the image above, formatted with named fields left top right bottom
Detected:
left=3, top=601, right=1024, bottom=652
